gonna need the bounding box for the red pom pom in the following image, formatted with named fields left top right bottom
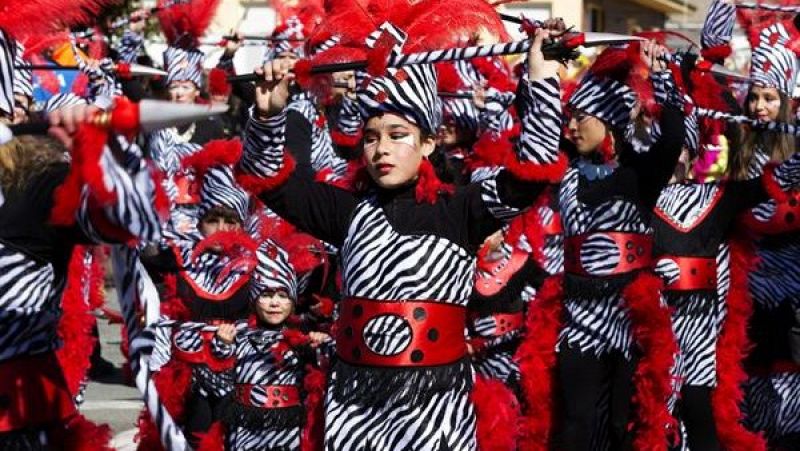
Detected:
left=472, top=376, right=521, bottom=451
left=701, top=45, right=732, bottom=63
left=415, top=158, right=454, bottom=204
left=110, top=97, right=141, bottom=137
left=181, top=138, right=243, bottom=176
left=208, top=68, right=231, bottom=96
left=312, top=294, right=335, bottom=317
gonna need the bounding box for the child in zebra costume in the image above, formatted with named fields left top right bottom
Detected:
left=0, top=33, right=163, bottom=445
left=236, top=12, right=565, bottom=447
left=214, top=238, right=329, bottom=450
left=712, top=10, right=800, bottom=447
left=148, top=0, right=227, bottom=237
left=145, top=139, right=262, bottom=448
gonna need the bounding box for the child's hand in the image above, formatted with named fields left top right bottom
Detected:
left=217, top=324, right=238, bottom=344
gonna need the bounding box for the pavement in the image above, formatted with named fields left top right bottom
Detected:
left=81, top=291, right=142, bottom=450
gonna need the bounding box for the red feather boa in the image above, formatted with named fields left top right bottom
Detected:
left=415, top=158, right=454, bottom=204
left=515, top=275, right=564, bottom=450
left=50, top=124, right=116, bottom=226
left=712, top=238, right=767, bottom=451
left=472, top=375, right=522, bottom=451
left=195, top=421, right=226, bottom=451
left=301, top=365, right=327, bottom=451
left=330, top=129, right=362, bottom=148
left=623, top=272, right=679, bottom=450
left=56, top=246, right=101, bottom=396
left=48, top=413, right=113, bottom=451
left=181, top=139, right=243, bottom=176
left=236, top=152, right=296, bottom=195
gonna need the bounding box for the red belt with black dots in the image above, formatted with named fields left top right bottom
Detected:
left=335, top=297, right=467, bottom=367
left=236, top=384, right=301, bottom=408
left=564, top=232, right=653, bottom=276
left=661, top=256, right=717, bottom=291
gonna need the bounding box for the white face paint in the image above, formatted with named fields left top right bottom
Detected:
left=363, top=113, right=434, bottom=189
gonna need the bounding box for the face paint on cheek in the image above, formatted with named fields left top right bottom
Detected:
left=394, top=133, right=416, bottom=148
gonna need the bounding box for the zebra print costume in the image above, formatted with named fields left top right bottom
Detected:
left=213, top=328, right=306, bottom=450
left=0, top=137, right=161, bottom=443
left=239, top=71, right=563, bottom=450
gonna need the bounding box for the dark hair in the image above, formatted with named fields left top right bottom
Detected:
left=727, top=89, right=796, bottom=181
left=199, top=205, right=242, bottom=225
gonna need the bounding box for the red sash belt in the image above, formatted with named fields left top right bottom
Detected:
left=662, top=256, right=717, bottom=291
left=564, top=232, right=653, bottom=276
left=740, top=193, right=800, bottom=235
left=475, top=250, right=528, bottom=296
left=236, top=384, right=301, bottom=408
left=469, top=312, right=525, bottom=337
left=336, top=298, right=467, bottom=367
left=0, top=352, right=76, bottom=432
left=173, top=320, right=236, bottom=371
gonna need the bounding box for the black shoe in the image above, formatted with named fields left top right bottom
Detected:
left=88, top=357, right=116, bottom=380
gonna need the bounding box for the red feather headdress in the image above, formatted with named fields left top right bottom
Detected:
left=157, top=0, right=221, bottom=48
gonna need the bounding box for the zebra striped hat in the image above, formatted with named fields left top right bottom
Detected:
left=251, top=240, right=297, bottom=301
left=568, top=73, right=638, bottom=138
left=358, top=23, right=442, bottom=135
left=749, top=23, right=799, bottom=96
left=164, top=46, right=205, bottom=88
left=12, top=41, right=32, bottom=99
left=198, top=165, right=250, bottom=223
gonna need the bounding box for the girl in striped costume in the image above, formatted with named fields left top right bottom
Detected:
left=214, top=239, right=329, bottom=450
left=715, top=11, right=800, bottom=447
left=236, top=17, right=565, bottom=449
left=0, top=102, right=162, bottom=448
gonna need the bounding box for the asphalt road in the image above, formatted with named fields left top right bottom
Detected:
left=81, top=290, right=141, bottom=450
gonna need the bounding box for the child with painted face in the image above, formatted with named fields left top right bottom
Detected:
left=213, top=241, right=328, bottom=451
left=238, top=16, right=565, bottom=448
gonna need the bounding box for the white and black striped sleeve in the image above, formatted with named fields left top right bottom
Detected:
left=772, top=151, right=800, bottom=190
left=116, top=30, right=145, bottom=64
left=239, top=110, right=289, bottom=178
left=651, top=71, right=684, bottom=110
left=210, top=335, right=236, bottom=359
left=149, top=318, right=172, bottom=372
left=478, top=89, right=515, bottom=134
left=336, top=96, right=363, bottom=136
left=701, top=0, right=736, bottom=50
left=75, top=140, right=163, bottom=244
left=515, top=75, right=562, bottom=165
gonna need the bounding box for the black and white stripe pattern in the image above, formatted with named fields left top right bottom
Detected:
left=197, top=165, right=250, bottom=221
left=250, top=240, right=297, bottom=301
left=117, top=29, right=146, bottom=64
left=43, top=92, right=88, bottom=114
left=239, top=111, right=287, bottom=178
left=163, top=46, right=204, bottom=87
left=668, top=292, right=721, bottom=388
left=12, top=41, right=32, bottom=99
left=568, top=73, right=637, bottom=136
left=442, top=96, right=479, bottom=132
left=287, top=95, right=336, bottom=173
left=335, top=95, right=363, bottom=136
left=701, top=0, right=736, bottom=50
left=262, top=16, right=306, bottom=63
left=515, top=75, right=562, bottom=165
left=743, top=372, right=800, bottom=438
left=478, top=88, right=515, bottom=134
left=171, top=238, right=254, bottom=296
left=656, top=183, right=721, bottom=229
left=750, top=23, right=799, bottom=96
left=0, top=30, right=17, bottom=117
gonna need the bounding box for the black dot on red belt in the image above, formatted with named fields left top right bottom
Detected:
left=499, top=318, right=506, bottom=325
left=0, top=394, right=8, bottom=408
left=790, top=198, right=798, bottom=207
left=272, top=400, right=279, bottom=406
left=344, top=326, right=353, bottom=338
left=413, top=307, right=427, bottom=321
left=626, top=255, right=635, bottom=263
left=786, top=212, right=795, bottom=223
left=282, top=394, right=289, bottom=401
left=708, top=278, right=715, bottom=285
left=691, top=268, right=697, bottom=275
left=427, top=328, right=439, bottom=341
left=626, top=241, right=634, bottom=249
left=411, top=350, right=424, bottom=362
left=352, top=348, right=361, bottom=360
left=273, top=388, right=281, bottom=396
left=352, top=305, right=363, bottom=317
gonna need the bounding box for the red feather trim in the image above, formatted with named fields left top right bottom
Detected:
left=701, top=45, right=732, bottom=63
left=285, top=233, right=324, bottom=274
left=50, top=124, right=115, bottom=226
left=469, top=126, right=520, bottom=169
left=312, top=294, right=335, bottom=317
left=48, top=413, right=113, bottom=451
left=236, top=152, right=296, bottom=195
left=504, top=153, right=568, bottom=184
left=403, top=0, right=509, bottom=53
left=182, top=138, right=242, bottom=176
left=301, top=365, right=326, bottom=451
left=0, top=0, right=117, bottom=40
left=472, top=375, right=521, bottom=451
left=134, top=410, right=166, bottom=451
left=195, top=421, right=226, bottom=451
left=471, top=57, right=516, bottom=93
left=761, top=163, right=791, bottom=204
left=712, top=237, right=767, bottom=451
left=88, top=247, right=107, bottom=310
left=690, top=69, right=731, bottom=112
left=515, top=275, right=564, bottom=450
left=436, top=62, right=466, bottom=92
left=622, top=272, right=679, bottom=450
left=56, top=246, right=99, bottom=396
left=208, top=68, right=231, bottom=96
left=149, top=164, right=171, bottom=221
left=366, top=32, right=395, bottom=77
left=192, top=230, right=259, bottom=277
left=330, top=129, right=363, bottom=147
left=415, top=158, right=454, bottom=204
left=152, top=360, right=193, bottom=420
left=157, top=0, right=222, bottom=48
left=504, top=191, right=548, bottom=265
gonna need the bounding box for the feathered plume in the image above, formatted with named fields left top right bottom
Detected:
left=0, top=0, right=118, bottom=40
left=157, top=0, right=222, bottom=48
left=181, top=138, right=242, bottom=177
left=402, top=0, right=509, bottom=52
